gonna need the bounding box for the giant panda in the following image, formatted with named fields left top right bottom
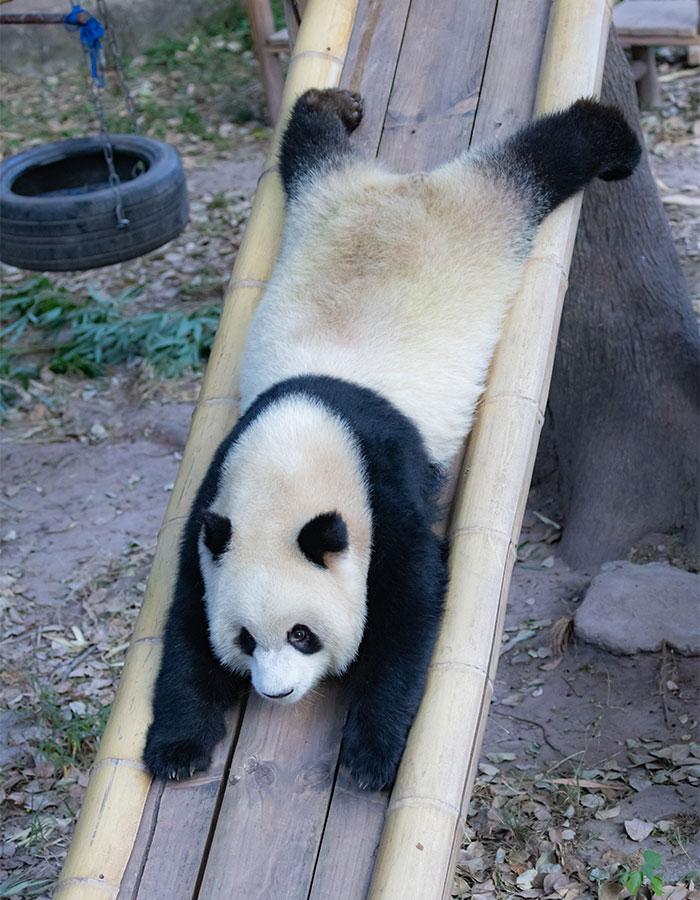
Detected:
left=144, top=88, right=640, bottom=790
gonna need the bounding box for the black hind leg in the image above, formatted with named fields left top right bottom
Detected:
left=279, top=88, right=363, bottom=201
left=484, top=98, right=642, bottom=222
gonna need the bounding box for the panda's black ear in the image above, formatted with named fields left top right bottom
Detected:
left=298, top=512, right=348, bottom=568
left=201, top=510, right=232, bottom=561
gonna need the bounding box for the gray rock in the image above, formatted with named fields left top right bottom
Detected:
left=575, top=561, right=700, bottom=655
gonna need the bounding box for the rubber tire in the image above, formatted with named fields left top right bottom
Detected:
left=0, top=135, right=189, bottom=271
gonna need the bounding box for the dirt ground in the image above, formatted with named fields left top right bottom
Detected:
left=0, top=22, right=698, bottom=900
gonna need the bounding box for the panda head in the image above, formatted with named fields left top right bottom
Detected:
left=198, top=396, right=372, bottom=704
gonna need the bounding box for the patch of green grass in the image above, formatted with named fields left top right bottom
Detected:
left=1, top=276, right=221, bottom=408
left=0, top=874, right=52, bottom=898
left=174, top=100, right=209, bottom=137
left=0, top=98, right=17, bottom=131
left=133, top=1, right=287, bottom=135
left=142, top=2, right=284, bottom=71
left=144, top=4, right=252, bottom=69
left=493, top=801, right=535, bottom=845
left=23, top=680, right=111, bottom=776
left=209, top=191, right=229, bottom=210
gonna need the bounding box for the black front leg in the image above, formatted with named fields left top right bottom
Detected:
left=483, top=98, right=642, bottom=221
left=279, top=88, right=363, bottom=201
left=144, top=523, right=244, bottom=780
left=340, top=530, right=447, bottom=792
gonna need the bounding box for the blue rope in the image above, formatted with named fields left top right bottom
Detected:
left=64, top=5, right=106, bottom=87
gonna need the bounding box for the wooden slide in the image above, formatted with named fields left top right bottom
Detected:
left=55, top=0, right=615, bottom=897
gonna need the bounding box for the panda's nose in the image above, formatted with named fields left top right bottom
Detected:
left=264, top=688, right=293, bottom=699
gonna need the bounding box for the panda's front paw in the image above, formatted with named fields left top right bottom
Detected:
left=144, top=716, right=225, bottom=781
left=340, top=708, right=403, bottom=792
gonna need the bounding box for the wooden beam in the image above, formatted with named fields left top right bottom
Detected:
left=614, top=0, right=699, bottom=44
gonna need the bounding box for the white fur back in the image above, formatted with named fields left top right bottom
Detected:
left=240, top=155, right=535, bottom=466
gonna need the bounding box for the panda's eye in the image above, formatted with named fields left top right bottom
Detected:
left=288, top=624, right=322, bottom=654
left=237, top=627, right=256, bottom=656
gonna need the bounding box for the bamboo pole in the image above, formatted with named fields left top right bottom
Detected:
left=367, top=2, right=613, bottom=898
left=54, top=2, right=358, bottom=897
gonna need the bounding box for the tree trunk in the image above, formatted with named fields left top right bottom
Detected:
left=534, top=29, right=699, bottom=570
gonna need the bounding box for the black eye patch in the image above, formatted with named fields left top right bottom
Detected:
left=201, top=510, right=232, bottom=561
left=287, top=624, right=322, bottom=655
left=237, top=627, right=256, bottom=656
left=297, top=512, right=348, bottom=568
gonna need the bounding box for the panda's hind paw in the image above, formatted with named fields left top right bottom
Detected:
left=300, top=88, right=363, bottom=133
left=569, top=98, right=642, bottom=182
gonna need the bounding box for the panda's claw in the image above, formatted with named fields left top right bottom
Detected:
left=342, top=746, right=397, bottom=793
left=143, top=729, right=216, bottom=781
left=340, top=718, right=401, bottom=792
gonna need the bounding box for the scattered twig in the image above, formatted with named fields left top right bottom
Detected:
left=491, top=710, right=565, bottom=756
left=661, top=193, right=700, bottom=207
left=54, top=645, right=96, bottom=682
left=544, top=776, right=625, bottom=792
left=658, top=67, right=698, bottom=82
left=657, top=640, right=678, bottom=729
left=560, top=674, right=583, bottom=698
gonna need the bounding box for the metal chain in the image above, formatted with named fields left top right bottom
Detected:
left=95, top=0, right=141, bottom=134
left=78, top=0, right=145, bottom=230
left=83, top=43, right=130, bottom=228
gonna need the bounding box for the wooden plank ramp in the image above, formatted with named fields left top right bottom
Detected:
left=55, top=0, right=617, bottom=897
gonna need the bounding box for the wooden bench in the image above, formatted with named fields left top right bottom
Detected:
left=613, top=0, right=700, bottom=104
left=55, top=1, right=621, bottom=897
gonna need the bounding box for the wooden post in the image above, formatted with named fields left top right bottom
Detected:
left=54, top=2, right=358, bottom=897
left=631, top=45, right=660, bottom=106
left=367, top=2, right=614, bottom=898
left=245, top=0, right=286, bottom=122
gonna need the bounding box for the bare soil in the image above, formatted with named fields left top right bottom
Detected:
left=0, top=41, right=698, bottom=900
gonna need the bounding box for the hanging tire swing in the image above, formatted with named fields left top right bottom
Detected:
left=0, top=2, right=189, bottom=272
left=1, top=135, right=189, bottom=271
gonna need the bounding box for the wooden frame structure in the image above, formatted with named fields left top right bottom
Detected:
left=243, top=0, right=310, bottom=122
left=613, top=0, right=700, bottom=105
left=55, top=0, right=617, bottom=897
left=244, top=0, right=287, bottom=122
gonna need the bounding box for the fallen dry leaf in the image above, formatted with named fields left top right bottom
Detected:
left=624, top=818, right=654, bottom=841
left=598, top=882, right=625, bottom=900
left=595, top=805, right=621, bottom=820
